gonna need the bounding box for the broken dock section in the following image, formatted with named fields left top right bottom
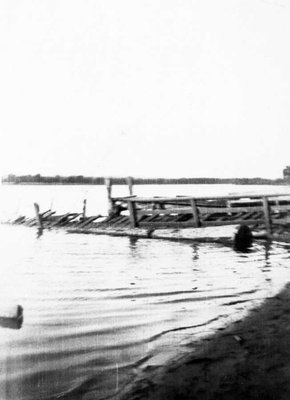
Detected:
left=6, top=187, right=290, bottom=244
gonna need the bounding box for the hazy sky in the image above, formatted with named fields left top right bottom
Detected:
left=0, top=0, right=290, bottom=179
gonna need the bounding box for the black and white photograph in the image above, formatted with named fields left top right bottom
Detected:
left=1, top=1, right=290, bottom=399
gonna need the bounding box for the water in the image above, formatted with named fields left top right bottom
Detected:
left=1, top=184, right=290, bottom=400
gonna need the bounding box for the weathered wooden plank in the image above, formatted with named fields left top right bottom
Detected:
left=176, top=214, right=192, bottom=222
left=50, top=213, right=71, bottom=227
left=138, top=208, right=192, bottom=216
left=270, top=204, right=290, bottom=212
left=227, top=212, right=247, bottom=221
left=111, top=215, right=125, bottom=223
left=202, top=219, right=265, bottom=227
left=112, top=193, right=290, bottom=203
left=139, top=221, right=194, bottom=228
left=137, top=205, right=274, bottom=216
left=201, top=213, right=228, bottom=222
left=41, top=211, right=56, bottom=221
left=198, top=206, right=264, bottom=214
left=112, top=216, right=130, bottom=226
left=14, top=216, right=26, bottom=224
left=57, top=214, right=80, bottom=227
left=26, top=218, right=37, bottom=227
left=144, top=214, right=160, bottom=223
left=141, top=218, right=256, bottom=228
left=77, top=215, right=102, bottom=228
left=250, top=212, right=264, bottom=220
left=242, top=212, right=260, bottom=221
left=41, top=210, right=55, bottom=219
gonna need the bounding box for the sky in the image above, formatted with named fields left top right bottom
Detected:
left=0, top=0, right=290, bottom=179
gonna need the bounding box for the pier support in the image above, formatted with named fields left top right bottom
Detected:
left=105, top=177, right=113, bottom=215
left=190, top=199, right=201, bottom=227
left=262, top=196, right=272, bottom=235
left=82, top=199, right=87, bottom=219
left=34, top=203, right=43, bottom=230
left=127, top=200, right=138, bottom=228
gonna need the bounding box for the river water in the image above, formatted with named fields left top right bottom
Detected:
left=1, top=184, right=290, bottom=400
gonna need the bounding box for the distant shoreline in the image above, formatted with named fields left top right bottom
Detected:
left=1, top=175, right=288, bottom=186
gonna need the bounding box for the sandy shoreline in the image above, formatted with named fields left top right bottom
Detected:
left=118, top=283, right=290, bottom=400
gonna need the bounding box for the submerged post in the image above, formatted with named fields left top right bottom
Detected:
left=126, top=176, right=134, bottom=196
left=127, top=200, right=137, bottom=228
left=104, top=177, right=113, bottom=215
left=34, top=203, right=43, bottom=230
left=262, top=196, right=272, bottom=235
left=190, top=198, right=200, bottom=227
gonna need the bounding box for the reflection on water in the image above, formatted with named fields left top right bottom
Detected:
left=0, top=224, right=290, bottom=400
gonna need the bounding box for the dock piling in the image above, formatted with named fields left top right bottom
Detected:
left=127, top=200, right=138, bottom=228
left=126, top=176, right=134, bottom=196
left=105, top=177, right=113, bottom=215
left=190, top=199, right=201, bottom=227
left=34, top=203, right=43, bottom=230
left=82, top=199, right=87, bottom=219
left=262, top=196, right=272, bottom=235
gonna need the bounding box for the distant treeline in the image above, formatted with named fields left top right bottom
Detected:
left=1, top=174, right=286, bottom=185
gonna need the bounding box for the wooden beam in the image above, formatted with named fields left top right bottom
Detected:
left=77, top=215, right=102, bottom=228
left=270, top=204, right=290, bottom=212
left=50, top=213, right=71, bottom=227
left=112, top=193, right=290, bottom=203
left=198, top=205, right=264, bottom=214
left=41, top=211, right=56, bottom=220
left=138, top=207, right=192, bottom=216
left=137, top=205, right=267, bottom=216
left=201, top=219, right=265, bottom=227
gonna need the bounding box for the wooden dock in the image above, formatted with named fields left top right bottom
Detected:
left=7, top=190, right=290, bottom=245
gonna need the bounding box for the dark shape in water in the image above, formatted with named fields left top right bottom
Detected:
left=0, top=305, right=23, bottom=330
left=234, top=224, right=253, bottom=252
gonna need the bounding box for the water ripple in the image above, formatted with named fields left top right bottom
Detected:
left=1, top=225, right=290, bottom=400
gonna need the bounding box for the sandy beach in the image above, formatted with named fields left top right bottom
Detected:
left=120, top=283, right=290, bottom=400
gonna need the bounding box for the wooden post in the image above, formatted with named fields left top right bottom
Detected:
left=126, top=176, right=134, bottom=196
left=262, top=196, right=272, bottom=234
left=190, top=198, right=200, bottom=227
left=127, top=200, right=137, bottom=228
left=104, top=177, right=113, bottom=215
left=34, top=203, right=43, bottom=229
left=82, top=199, right=87, bottom=219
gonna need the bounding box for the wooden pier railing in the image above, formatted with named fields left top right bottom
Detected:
left=111, top=193, right=290, bottom=233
